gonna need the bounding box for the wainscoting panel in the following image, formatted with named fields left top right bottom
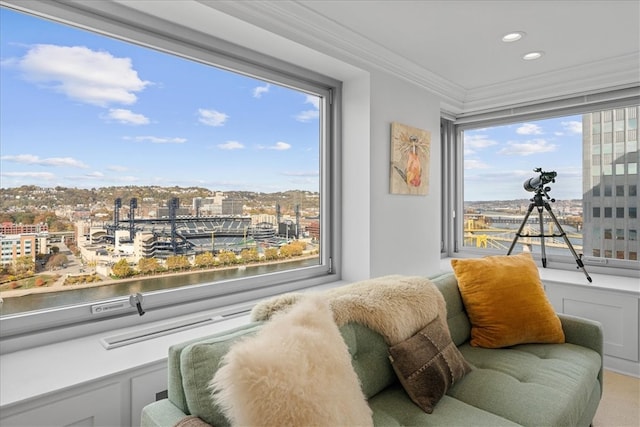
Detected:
left=131, top=366, right=168, bottom=426
left=0, top=382, right=122, bottom=427
left=545, top=282, right=639, bottom=365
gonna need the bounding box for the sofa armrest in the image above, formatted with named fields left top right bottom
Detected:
left=558, top=313, right=603, bottom=356
left=558, top=313, right=604, bottom=391
left=141, top=399, right=190, bottom=427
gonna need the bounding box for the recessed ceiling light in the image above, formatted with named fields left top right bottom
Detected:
left=522, top=51, right=544, bottom=61
left=502, top=32, right=525, bottom=42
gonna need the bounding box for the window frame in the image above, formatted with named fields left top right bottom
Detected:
left=0, top=1, right=342, bottom=344
left=441, top=94, right=640, bottom=277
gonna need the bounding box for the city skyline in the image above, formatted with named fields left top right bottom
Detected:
left=0, top=8, right=320, bottom=194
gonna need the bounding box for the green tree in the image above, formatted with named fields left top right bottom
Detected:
left=111, top=259, right=133, bottom=278
left=13, top=256, right=35, bottom=277
left=194, top=252, right=215, bottom=268
left=138, top=257, right=161, bottom=274
left=166, top=255, right=190, bottom=271
left=264, top=248, right=279, bottom=261
left=280, top=241, right=305, bottom=258
left=239, top=248, right=259, bottom=263
left=45, top=253, right=67, bottom=270
left=217, top=251, right=237, bottom=265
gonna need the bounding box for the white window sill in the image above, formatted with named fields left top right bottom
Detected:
left=440, top=257, right=639, bottom=295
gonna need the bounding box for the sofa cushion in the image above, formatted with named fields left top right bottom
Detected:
left=388, top=314, right=472, bottom=413
left=451, top=252, right=565, bottom=348
left=449, top=342, right=602, bottom=426
left=170, top=322, right=262, bottom=421
left=429, top=272, right=471, bottom=346
left=210, top=295, right=373, bottom=426
left=340, top=322, right=397, bottom=399
left=368, top=384, right=521, bottom=426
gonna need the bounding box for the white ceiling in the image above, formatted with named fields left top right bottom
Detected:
left=195, top=0, right=640, bottom=115
left=13, top=0, right=639, bottom=115
left=296, top=0, right=639, bottom=91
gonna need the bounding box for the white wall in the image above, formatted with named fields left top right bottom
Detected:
left=368, top=70, right=442, bottom=278
left=340, top=69, right=443, bottom=281
left=341, top=72, right=371, bottom=281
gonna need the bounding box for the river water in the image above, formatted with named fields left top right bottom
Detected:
left=0, top=258, right=318, bottom=316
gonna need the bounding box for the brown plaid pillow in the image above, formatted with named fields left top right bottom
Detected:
left=388, top=314, right=472, bottom=413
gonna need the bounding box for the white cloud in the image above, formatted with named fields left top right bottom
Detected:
left=463, top=134, right=498, bottom=154
left=498, top=139, right=557, bottom=156
left=198, top=109, right=228, bottom=126
left=105, top=108, right=150, bottom=125
left=84, top=171, right=104, bottom=178
left=1, top=154, right=89, bottom=168
left=269, top=141, right=291, bottom=151
left=295, top=95, right=320, bottom=122
left=282, top=170, right=318, bottom=177
left=561, top=120, right=582, bottom=135
left=218, top=141, right=244, bottom=150
left=305, top=95, right=320, bottom=109
left=295, top=110, right=319, bottom=122
left=1, top=171, right=56, bottom=180
left=464, top=159, right=491, bottom=169
left=253, top=83, right=271, bottom=98
left=124, top=136, right=187, bottom=144
left=14, top=44, right=150, bottom=107
left=256, top=141, right=291, bottom=150
left=516, top=123, right=543, bottom=135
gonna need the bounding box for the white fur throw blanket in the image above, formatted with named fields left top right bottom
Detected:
left=251, top=275, right=446, bottom=346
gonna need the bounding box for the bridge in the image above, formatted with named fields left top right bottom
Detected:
left=464, top=216, right=583, bottom=251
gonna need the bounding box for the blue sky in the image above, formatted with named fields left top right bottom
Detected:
left=1, top=8, right=584, bottom=201
left=0, top=8, right=320, bottom=193
left=464, top=116, right=583, bottom=201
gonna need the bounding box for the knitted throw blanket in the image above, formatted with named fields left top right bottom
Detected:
left=250, top=275, right=446, bottom=346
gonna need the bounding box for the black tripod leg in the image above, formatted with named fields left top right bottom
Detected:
left=544, top=203, right=592, bottom=282
left=538, top=206, right=547, bottom=267
left=508, top=203, right=534, bottom=255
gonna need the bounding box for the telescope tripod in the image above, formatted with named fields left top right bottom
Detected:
left=507, top=191, right=592, bottom=283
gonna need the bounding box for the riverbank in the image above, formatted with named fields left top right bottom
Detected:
left=0, top=255, right=318, bottom=299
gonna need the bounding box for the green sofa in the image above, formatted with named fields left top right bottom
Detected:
left=141, top=272, right=603, bottom=427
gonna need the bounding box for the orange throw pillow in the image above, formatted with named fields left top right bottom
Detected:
left=451, top=252, right=564, bottom=348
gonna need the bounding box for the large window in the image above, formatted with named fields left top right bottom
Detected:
left=0, top=3, right=339, bottom=339
left=443, top=105, right=640, bottom=275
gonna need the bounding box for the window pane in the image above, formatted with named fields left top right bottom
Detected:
left=0, top=8, right=329, bottom=317
left=461, top=106, right=640, bottom=264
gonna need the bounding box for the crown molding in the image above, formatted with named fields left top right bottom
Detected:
left=463, top=53, right=640, bottom=115
left=200, top=1, right=639, bottom=117
left=197, top=0, right=466, bottom=112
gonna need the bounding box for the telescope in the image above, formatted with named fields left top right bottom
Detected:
left=509, top=167, right=592, bottom=282
left=523, top=168, right=557, bottom=192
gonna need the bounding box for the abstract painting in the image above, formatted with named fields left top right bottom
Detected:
left=390, top=122, right=430, bottom=195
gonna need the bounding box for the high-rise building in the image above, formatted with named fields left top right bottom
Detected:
left=583, top=106, right=639, bottom=261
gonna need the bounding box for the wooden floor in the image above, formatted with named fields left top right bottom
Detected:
left=593, top=370, right=639, bottom=427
